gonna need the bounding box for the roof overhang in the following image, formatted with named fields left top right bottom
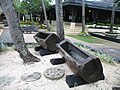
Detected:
left=62, top=1, right=120, bottom=12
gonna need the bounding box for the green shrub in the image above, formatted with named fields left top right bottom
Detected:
left=20, top=21, right=40, bottom=26
left=75, top=43, right=116, bottom=64
left=67, top=35, right=103, bottom=43
left=26, top=43, right=38, bottom=48
left=0, top=43, right=13, bottom=52
left=39, top=24, right=47, bottom=29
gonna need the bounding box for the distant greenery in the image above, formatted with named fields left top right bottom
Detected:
left=0, top=43, right=14, bottom=52
left=20, top=21, right=47, bottom=29
left=13, top=0, right=52, bottom=15
left=116, top=0, right=120, bottom=8
left=67, top=35, right=104, bottom=43
left=20, top=21, right=39, bottom=26
left=26, top=43, right=38, bottom=48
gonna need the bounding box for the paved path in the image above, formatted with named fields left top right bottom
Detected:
left=51, top=24, right=120, bottom=35
left=0, top=27, right=37, bottom=43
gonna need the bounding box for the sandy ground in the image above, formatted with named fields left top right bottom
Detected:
left=0, top=48, right=120, bottom=90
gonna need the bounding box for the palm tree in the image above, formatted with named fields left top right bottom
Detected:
left=110, top=0, right=116, bottom=33
left=42, top=0, right=50, bottom=31
left=110, top=0, right=119, bottom=33
left=13, top=0, right=21, bottom=21
left=55, top=0, right=64, bottom=40
left=0, top=0, right=40, bottom=63
left=82, top=0, right=86, bottom=33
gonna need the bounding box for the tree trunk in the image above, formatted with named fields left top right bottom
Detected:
left=110, top=2, right=115, bottom=33
left=18, top=12, right=20, bottom=22
left=0, top=0, right=40, bottom=63
left=42, top=0, right=50, bottom=31
left=30, top=13, right=33, bottom=21
left=55, top=0, right=65, bottom=41
left=23, top=15, right=25, bottom=21
left=82, top=0, right=86, bottom=33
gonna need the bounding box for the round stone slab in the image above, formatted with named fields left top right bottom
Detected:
left=44, top=67, right=65, bottom=80
left=0, top=76, right=15, bottom=87
left=21, top=72, right=41, bottom=82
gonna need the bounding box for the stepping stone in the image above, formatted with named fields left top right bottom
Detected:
left=0, top=75, right=15, bottom=87
left=44, top=67, right=65, bottom=80
left=21, top=72, right=41, bottom=82
left=50, top=58, right=66, bottom=65
left=34, top=46, right=43, bottom=51
left=66, top=74, right=104, bottom=88
left=39, top=48, right=58, bottom=56
left=66, top=74, right=88, bottom=88
left=112, top=87, right=120, bottom=90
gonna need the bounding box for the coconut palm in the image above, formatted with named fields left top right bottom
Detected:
left=82, top=0, right=86, bottom=33
left=0, top=0, right=40, bottom=63
left=55, top=0, right=64, bottom=40
left=42, top=0, right=50, bottom=31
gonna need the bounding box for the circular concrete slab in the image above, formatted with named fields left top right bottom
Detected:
left=44, top=67, right=65, bottom=80
left=21, top=72, right=41, bottom=82
left=0, top=76, right=15, bottom=87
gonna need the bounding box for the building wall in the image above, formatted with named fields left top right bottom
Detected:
left=48, top=5, right=120, bottom=25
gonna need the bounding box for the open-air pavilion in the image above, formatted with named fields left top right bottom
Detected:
left=47, top=0, right=120, bottom=25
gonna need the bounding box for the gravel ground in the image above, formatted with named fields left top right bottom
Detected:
left=0, top=48, right=120, bottom=90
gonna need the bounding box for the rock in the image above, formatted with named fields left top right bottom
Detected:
left=0, top=75, right=15, bottom=87
left=21, top=72, right=41, bottom=82
left=44, top=67, right=65, bottom=80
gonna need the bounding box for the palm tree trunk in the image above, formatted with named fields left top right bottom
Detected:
left=18, top=12, right=20, bottom=21
left=55, top=0, right=65, bottom=41
left=42, top=0, right=50, bottom=31
left=82, top=0, right=86, bottom=33
left=30, top=13, right=33, bottom=21
left=0, top=0, right=40, bottom=63
left=110, top=2, right=115, bottom=33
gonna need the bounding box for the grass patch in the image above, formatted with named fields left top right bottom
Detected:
left=0, top=43, right=37, bottom=52
left=0, top=44, right=14, bottom=52
left=75, top=43, right=116, bottom=64
left=26, top=43, right=38, bottom=48
left=67, top=35, right=104, bottom=43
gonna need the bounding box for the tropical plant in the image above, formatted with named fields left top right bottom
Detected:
left=55, top=0, right=65, bottom=40
left=0, top=0, right=40, bottom=63
left=13, top=0, right=52, bottom=21
left=82, top=0, right=86, bottom=33
left=110, top=0, right=120, bottom=33
left=42, top=0, right=50, bottom=31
